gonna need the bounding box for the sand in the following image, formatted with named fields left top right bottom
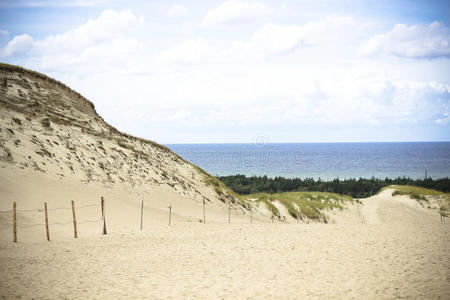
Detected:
left=1, top=63, right=449, bottom=299
left=0, top=188, right=449, bottom=299
left=0, top=63, right=246, bottom=230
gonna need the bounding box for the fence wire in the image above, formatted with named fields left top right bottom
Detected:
left=16, top=209, right=42, bottom=212
left=47, top=207, right=70, bottom=211
left=0, top=218, right=103, bottom=230
left=78, top=218, right=103, bottom=224
left=48, top=221, right=73, bottom=226
left=46, top=204, right=98, bottom=211
left=17, top=223, right=46, bottom=228
left=0, top=208, right=41, bottom=213
left=0, top=202, right=102, bottom=238
left=0, top=203, right=98, bottom=213
left=14, top=205, right=98, bottom=212
left=77, top=204, right=98, bottom=210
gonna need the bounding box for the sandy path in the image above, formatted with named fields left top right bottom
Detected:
left=0, top=189, right=449, bottom=299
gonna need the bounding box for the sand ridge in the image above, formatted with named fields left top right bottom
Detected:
left=0, top=63, right=251, bottom=227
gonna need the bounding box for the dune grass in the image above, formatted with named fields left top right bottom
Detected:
left=389, top=185, right=450, bottom=212
left=389, top=185, right=447, bottom=197
left=246, top=191, right=358, bottom=221
left=194, top=165, right=244, bottom=206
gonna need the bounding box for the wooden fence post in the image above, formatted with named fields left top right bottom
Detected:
left=203, top=198, right=206, bottom=224
left=101, top=197, right=107, bottom=235
left=44, top=202, right=50, bottom=241
left=13, top=202, right=17, bottom=243
left=71, top=200, right=78, bottom=238
left=228, top=201, right=231, bottom=224
left=140, top=200, right=144, bottom=231
left=168, top=202, right=172, bottom=226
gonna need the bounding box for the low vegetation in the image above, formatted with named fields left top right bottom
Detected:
left=389, top=185, right=450, bottom=213
left=247, top=191, right=359, bottom=221
left=218, top=175, right=450, bottom=198
left=194, top=165, right=243, bottom=206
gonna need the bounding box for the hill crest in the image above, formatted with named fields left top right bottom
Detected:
left=0, top=63, right=246, bottom=221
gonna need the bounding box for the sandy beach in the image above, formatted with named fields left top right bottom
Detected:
left=0, top=188, right=449, bottom=299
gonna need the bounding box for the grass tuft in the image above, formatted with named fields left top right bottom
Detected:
left=246, top=191, right=357, bottom=221
left=390, top=185, right=450, bottom=212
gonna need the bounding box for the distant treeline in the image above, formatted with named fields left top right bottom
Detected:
left=217, top=175, right=450, bottom=198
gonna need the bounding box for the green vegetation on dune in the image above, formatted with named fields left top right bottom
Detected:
left=247, top=191, right=358, bottom=221
left=218, top=175, right=450, bottom=198
left=392, top=190, right=426, bottom=201
left=193, top=165, right=243, bottom=206
left=389, top=185, right=449, bottom=197
left=249, top=193, right=281, bottom=217
left=389, top=185, right=450, bottom=213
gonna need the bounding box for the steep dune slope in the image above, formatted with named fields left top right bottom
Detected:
left=0, top=63, right=249, bottom=237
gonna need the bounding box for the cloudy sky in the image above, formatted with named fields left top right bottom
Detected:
left=0, top=0, right=449, bottom=143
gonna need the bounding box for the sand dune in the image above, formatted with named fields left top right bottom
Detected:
left=0, top=63, right=252, bottom=230
left=1, top=64, right=449, bottom=299
left=0, top=63, right=362, bottom=234
left=0, top=189, right=449, bottom=299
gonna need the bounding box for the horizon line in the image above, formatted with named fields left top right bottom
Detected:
left=164, top=140, right=450, bottom=145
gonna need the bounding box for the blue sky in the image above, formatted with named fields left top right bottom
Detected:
left=0, top=0, right=449, bottom=143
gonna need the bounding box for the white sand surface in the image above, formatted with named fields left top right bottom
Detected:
left=0, top=188, right=449, bottom=299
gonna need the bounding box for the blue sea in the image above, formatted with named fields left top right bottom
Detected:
left=166, top=142, right=450, bottom=180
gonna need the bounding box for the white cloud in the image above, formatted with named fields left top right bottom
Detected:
left=158, top=38, right=215, bottom=64
left=1, top=7, right=448, bottom=142
left=359, top=22, right=450, bottom=59
left=201, top=0, right=270, bottom=28
left=0, top=28, right=8, bottom=36
left=35, top=9, right=143, bottom=54
left=244, top=23, right=311, bottom=54
left=435, top=112, right=449, bottom=125
left=168, top=3, right=189, bottom=17
left=2, top=34, right=34, bottom=57
left=0, top=0, right=110, bottom=7
left=94, top=61, right=448, bottom=132
left=160, top=15, right=359, bottom=64
left=1, top=10, right=144, bottom=71
left=238, top=16, right=356, bottom=57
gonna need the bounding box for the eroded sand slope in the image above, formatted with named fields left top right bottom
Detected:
left=0, top=63, right=248, bottom=229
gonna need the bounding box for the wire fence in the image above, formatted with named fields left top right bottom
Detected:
left=0, top=200, right=105, bottom=241
left=0, top=198, right=255, bottom=242
left=0, top=204, right=99, bottom=214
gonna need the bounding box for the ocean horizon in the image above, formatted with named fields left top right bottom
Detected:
left=167, top=142, right=450, bottom=180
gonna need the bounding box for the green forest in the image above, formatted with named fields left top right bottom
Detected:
left=217, top=175, right=450, bottom=198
